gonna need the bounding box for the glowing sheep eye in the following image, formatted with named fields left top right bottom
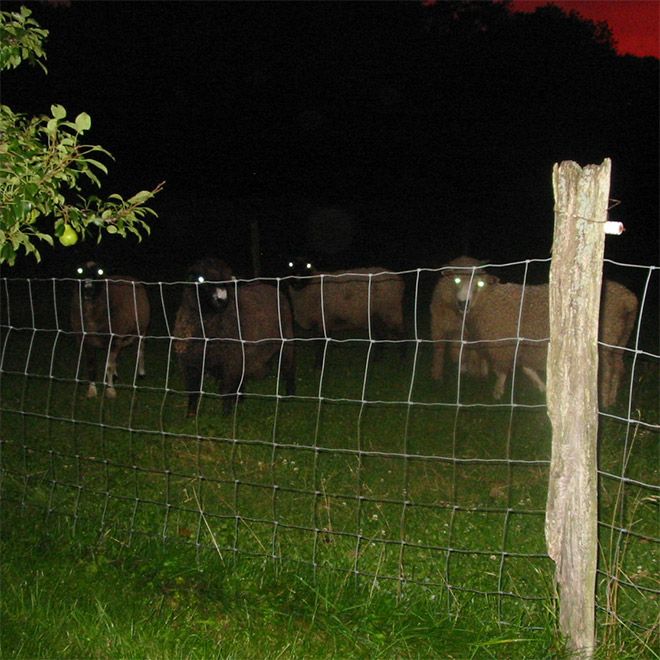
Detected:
left=477, top=279, right=485, bottom=288
left=76, top=267, right=83, bottom=275
left=288, top=261, right=294, bottom=268
left=97, top=269, right=104, bottom=276
left=306, top=263, right=312, bottom=270
left=454, top=277, right=461, bottom=285
left=197, top=276, right=205, bottom=284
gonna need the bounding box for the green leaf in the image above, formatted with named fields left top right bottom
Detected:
left=80, top=166, right=102, bottom=188
left=51, top=104, right=66, bottom=119
left=85, top=158, right=108, bottom=174
left=127, top=190, right=152, bottom=205
left=46, top=117, right=58, bottom=135
left=75, top=112, right=91, bottom=133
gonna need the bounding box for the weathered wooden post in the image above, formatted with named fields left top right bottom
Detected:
left=546, top=159, right=611, bottom=657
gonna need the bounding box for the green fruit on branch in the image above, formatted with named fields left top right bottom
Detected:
left=59, top=224, right=78, bottom=246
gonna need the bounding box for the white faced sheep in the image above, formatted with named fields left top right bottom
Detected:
left=173, top=257, right=296, bottom=416
left=285, top=257, right=406, bottom=364
left=430, top=256, right=490, bottom=381
left=70, top=261, right=150, bottom=399
left=453, top=268, right=638, bottom=406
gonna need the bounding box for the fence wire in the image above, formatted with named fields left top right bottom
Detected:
left=0, top=258, right=657, bottom=634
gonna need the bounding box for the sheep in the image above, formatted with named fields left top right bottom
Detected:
left=173, top=257, right=296, bottom=416
left=284, top=257, right=406, bottom=363
left=430, top=256, right=490, bottom=381
left=453, top=268, right=639, bottom=406
left=70, top=261, right=150, bottom=399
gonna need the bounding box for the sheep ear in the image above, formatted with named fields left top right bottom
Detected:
left=486, top=274, right=499, bottom=284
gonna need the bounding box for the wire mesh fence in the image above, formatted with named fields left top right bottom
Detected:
left=0, top=257, right=657, bottom=635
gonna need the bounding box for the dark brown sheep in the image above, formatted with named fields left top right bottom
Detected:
left=70, top=261, right=150, bottom=399
left=173, top=258, right=296, bottom=416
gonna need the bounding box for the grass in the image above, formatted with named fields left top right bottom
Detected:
left=0, top=512, right=563, bottom=659
left=0, top=277, right=658, bottom=657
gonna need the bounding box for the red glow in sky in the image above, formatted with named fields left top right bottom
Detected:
left=510, top=1, right=659, bottom=58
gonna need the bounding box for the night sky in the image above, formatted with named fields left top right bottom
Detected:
left=3, top=0, right=658, bottom=280
left=511, top=0, right=660, bottom=58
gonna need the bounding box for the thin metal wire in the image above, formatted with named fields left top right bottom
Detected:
left=0, top=263, right=657, bottom=636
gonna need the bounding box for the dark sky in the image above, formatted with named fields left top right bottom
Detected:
left=3, top=1, right=658, bottom=278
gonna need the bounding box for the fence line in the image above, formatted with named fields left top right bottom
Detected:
left=0, top=253, right=657, bottom=643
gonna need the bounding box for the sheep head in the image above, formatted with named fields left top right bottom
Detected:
left=185, top=258, right=235, bottom=313
left=440, top=256, right=498, bottom=312
left=286, top=257, right=315, bottom=291
left=74, top=260, right=108, bottom=301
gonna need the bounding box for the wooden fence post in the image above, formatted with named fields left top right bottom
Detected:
left=546, top=159, right=611, bottom=657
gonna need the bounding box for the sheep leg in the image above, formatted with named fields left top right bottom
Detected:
left=609, top=351, right=624, bottom=407
left=137, top=336, right=147, bottom=378
left=492, top=371, right=508, bottom=399
left=431, top=342, right=445, bottom=380
left=599, top=351, right=611, bottom=407
left=104, top=348, right=119, bottom=399
left=457, top=344, right=475, bottom=376
left=219, top=377, right=241, bottom=415
left=461, top=348, right=489, bottom=378
left=222, top=393, right=239, bottom=415
left=181, top=361, right=204, bottom=417
left=390, top=322, right=408, bottom=361
left=599, top=349, right=622, bottom=408
left=370, top=318, right=393, bottom=362
left=84, top=343, right=98, bottom=398
left=281, top=341, right=296, bottom=396
left=314, top=338, right=329, bottom=369
left=522, top=366, right=546, bottom=393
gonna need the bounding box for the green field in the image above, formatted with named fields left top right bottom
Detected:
left=0, top=278, right=658, bottom=658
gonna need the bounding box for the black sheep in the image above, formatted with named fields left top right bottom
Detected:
left=173, top=258, right=296, bottom=416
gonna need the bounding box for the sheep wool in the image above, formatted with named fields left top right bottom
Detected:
left=173, top=258, right=296, bottom=416
left=70, top=261, right=150, bottom=399
left=287, top=264, right=405, bottom=339
left=460, top=275, right=638, bottom=406
left=430, top=256, right=490, bottom=381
